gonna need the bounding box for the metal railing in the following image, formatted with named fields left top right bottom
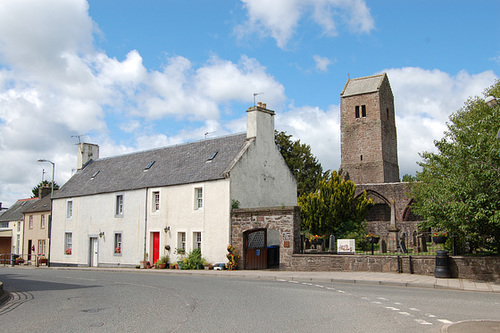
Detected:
left=0, top=253, right=49, bottom=266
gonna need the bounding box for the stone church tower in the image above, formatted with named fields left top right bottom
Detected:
left=340, top=73, right=400, bottom=184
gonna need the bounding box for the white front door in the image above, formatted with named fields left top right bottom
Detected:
left=90, top=237, right=98, bottom=267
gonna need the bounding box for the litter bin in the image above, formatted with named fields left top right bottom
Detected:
left=434, top=250, right=451, bottom=278
left=11, top=254, right=19, bottom=266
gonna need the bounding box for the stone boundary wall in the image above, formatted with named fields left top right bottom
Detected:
left=289, top=254, right=500, bottom=282
left=231, top=206, right=300, bottom=270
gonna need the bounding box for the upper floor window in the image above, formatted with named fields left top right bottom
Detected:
left=66, top=200, right=73, bottom=219
left=29, top=215, right=33, bottom=229
left=0, top=222, right=8, bottom=228
left=153, top=191, right=160, bottom=212
left=41, top=215, right=45, bottom=229
left=195, top=188, right=203, bottom=210
left=355, top=105, right=367, bottom=118
left=115, top=194, right=124, bottom=217
left=355, top=105, right=360, bottom=119
left=361, top=105, right=366, bottom=117
left=17, top=222, right=21, bottom=232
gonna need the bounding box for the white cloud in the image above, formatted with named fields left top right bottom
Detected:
left=237, top=0, right=374, bottom=48
left=313, top=55, right=331, bottom=72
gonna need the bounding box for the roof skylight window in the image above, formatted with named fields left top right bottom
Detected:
left=206, top=152, right=218, bottom=163
left=91, top=170, right=100, bottom=179
left=144, top=161, right=155, bottom=170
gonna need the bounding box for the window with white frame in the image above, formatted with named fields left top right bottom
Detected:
left=64, top=232, right=72, bottom=255
left=41, top=214, right=45, bottom=229
left=178, top=232, right=186, bottom=251
left=17, top=222, right=20, bottom=232
left=193, top=232, right=202, bottom=249
left=38, top=239, right=46, bottom=255
left=16, top=235, right=20, bottom=254
left=29, top=215, right=33, bottom=229
left=114, top=233, right=122, bottom=254
left=195, top=187, right=203, bottom=210
left=153, top=191, right=160, bottom=212
left=66, top=200, right=73, bottom=219
left=115, top=194, right=124, bottom=216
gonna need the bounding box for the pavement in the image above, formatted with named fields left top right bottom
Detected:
left=1, top=266, right=499, bottom=332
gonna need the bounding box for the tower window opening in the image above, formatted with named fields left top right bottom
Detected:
left=362, top=105, right=366, bottom=117
left=355, top=106, right=360, bottom=119
left=360, top=155, right=363, bottom=161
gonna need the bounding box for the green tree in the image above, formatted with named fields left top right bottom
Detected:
left=402, top=174, right=416, bottom=182
left=275, top=131, right=325, bottom=196
left=298, top=170, right=373, bottom=237
left=31, top=180, right=59, bottom=198
left=409, top=80, right=500, bottom=254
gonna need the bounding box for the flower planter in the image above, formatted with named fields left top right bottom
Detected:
left=366, top=237, right=380, bottom=244
left=433, top=236, right=447, bottom=244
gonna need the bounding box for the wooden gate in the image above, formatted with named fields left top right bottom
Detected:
left=244, top=229, right=267, bottom=270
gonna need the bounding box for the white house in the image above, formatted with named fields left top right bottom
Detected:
left=50, top=104, right=297, bottom=267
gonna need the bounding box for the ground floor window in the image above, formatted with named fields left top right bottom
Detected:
left=177, top=232, right=186, bottom=253
left=38, top=239, right=46, bottom=255
left=193, top=232, right=202, bottom=249
left=114, top=233, right=122, bottom=254
left=65, top=232, right=72, bottom=255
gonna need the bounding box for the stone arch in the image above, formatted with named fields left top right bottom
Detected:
left=362, top=190, right=391, bottom=222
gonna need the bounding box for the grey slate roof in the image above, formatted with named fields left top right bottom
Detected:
left=341, top=73, right=387, bottom=97
left=54, top=133, right=248, bottom=199
left=0, top=198, right=38, bottom=222
left=22, top=194, right=52, bottom=213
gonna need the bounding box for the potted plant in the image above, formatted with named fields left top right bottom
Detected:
left=15, top=257, right=24, bottom=265
left=38, top=256, right=48, bottom=265
left=365, top=233, right=380, bottom=244
left=157, top=255, right=169, bottom=269
left=65, top=248, right=72, bottom=255
left=432, top=231, right=448, bottom=244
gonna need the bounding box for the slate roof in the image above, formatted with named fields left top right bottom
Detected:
left=22, top=194, right=53, bottom=213
left=340, top=73, right=387, bottom=97
left=53, top=133, right=249, bottom=199
left=0, top=198, right=38, bottom=222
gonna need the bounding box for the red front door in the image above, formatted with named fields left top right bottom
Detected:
left=152, top=232, right=160, bottom=264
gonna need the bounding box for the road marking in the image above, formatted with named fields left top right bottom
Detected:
left=437, top=319, right=453, bottom=324
left=302, top=283, right=313, bottom=286
left=386, top=307, right=400, bottom=311
left=315, top=285, right=324, bottom=288
left=415, top=319, right=433, bottom=325
left=409, top=308, right=421, bottom=312
left=372, top=301, right=382, bottom=304
left=399, top=312, right=412, bottom=316
left=377, top=297, right=388, bottom=300
left=326, top=287, right=336, bottom=290
left=289, top=281, right=299, bottom=284
left=394, top=302, right=402, bottom=305
left=425, top=313, right=436, bottom=318
left=337, top=290, right=346, bottom=293
left=277, top=279, right=287, bottom=282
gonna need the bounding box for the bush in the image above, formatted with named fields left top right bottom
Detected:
left=182, top=248, right=204, bottom=270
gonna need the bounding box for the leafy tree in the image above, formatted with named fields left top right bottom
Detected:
left=31, top=180, right=59, bottom=198
left=402, top=174, right=416, bottom=182
left=409, top=81, right=500, bottom=254
left=298, top=170, right=373, bottom=237
left=275, top=131, right=325, bottom=196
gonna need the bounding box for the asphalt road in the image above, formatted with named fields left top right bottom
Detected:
left=1, top=268, right=499, bottom=332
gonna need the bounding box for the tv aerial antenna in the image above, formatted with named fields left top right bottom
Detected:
left=71, top=134, right=89, bottom=144
left=253, top=93, right=264, bottom=106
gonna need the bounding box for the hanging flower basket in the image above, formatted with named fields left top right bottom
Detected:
left=365, top=233, right=380, bottom=244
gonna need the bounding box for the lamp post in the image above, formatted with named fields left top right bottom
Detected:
left=37, top=159, right=55, bottom=267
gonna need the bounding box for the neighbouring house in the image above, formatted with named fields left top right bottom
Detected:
left=22, top=188, right=53, bottom=262
left=0, top=198, right=37, bottom=262
left=50, top=103, right=297, bottom=267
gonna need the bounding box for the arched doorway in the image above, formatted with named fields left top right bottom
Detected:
left=244, top=228, right=280, bottom=269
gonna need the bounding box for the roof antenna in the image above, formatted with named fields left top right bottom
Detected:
left=205, top=132, right=215, bottom=139
left=253, top=93, right=263, bottom=106
left=72, top=134, right=89, bottom=144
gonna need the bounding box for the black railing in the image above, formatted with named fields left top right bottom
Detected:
left=0, top=253, right=49, bottom=266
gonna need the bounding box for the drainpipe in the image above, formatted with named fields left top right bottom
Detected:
left=144, top=188, right=148, bottom=262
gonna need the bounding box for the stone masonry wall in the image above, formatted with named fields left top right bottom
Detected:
left=231, top=206, right=300, bottom=270
left=289, top=254, right=500, bottom=282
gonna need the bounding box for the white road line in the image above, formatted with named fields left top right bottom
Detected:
left=386, top=307, right=400, bottom=311
left=415, top=319, right=433, bottom=325
left=425, top=314, right=436, bottom=318
left=377, top=297, right=388, bottom=300
left=315, top=285, right=324, bottom=288
left=326, top=287, right=336, bottom=290
left=372, top=301, right=382, bottom=304
left=289, top=281, right=299, bottom=284
left=437, top=319, right=453, bottom=324
left=409, top=308, right=421, bottom=312
left=277, top=279, right=287, bottom=282
left=337, top=290, right=346, bottom=293
left=394, top=302, right=402, bottom=305
left=399, top=312, right=412, bottom=316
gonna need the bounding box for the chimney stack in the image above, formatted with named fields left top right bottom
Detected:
left=246, top=102, right=275, bottom=145
left=77, top=143, right=99, bottom=170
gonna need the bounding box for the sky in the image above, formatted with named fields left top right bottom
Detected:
left=1, top=0, right=499, bottom=208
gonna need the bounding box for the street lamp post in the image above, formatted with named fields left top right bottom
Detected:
left=37, top=159, right=55, bottom=267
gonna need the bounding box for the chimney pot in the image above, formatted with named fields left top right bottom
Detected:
left=257, top=102, right=262, bottom=107
left=262, top=103, right=266, bottom=109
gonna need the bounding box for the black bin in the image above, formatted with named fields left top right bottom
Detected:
left=434, top=250, right=451, bottom=278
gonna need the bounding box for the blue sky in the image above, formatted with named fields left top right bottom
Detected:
left=0, top=0, right=499, bottom=207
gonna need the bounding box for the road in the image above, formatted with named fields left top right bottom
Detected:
left=1, top=267, right=499, bottom=332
